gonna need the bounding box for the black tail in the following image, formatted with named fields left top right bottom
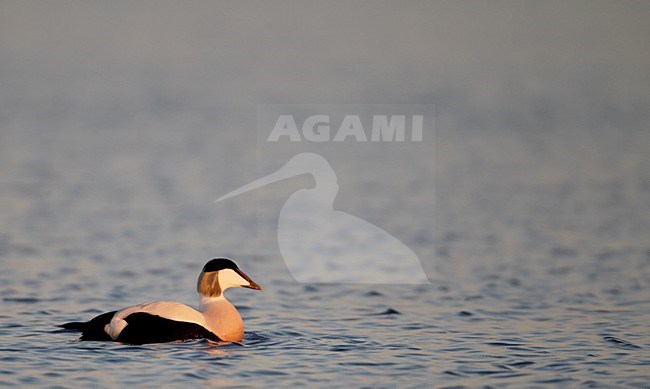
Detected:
left=60, top=322, right=87, bottom=331
left=59, top=311, right=117, bottom=341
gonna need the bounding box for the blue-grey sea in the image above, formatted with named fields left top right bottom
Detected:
left=1, top=2, right=649, bottom=387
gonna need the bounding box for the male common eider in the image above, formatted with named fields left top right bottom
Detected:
left=60, top=258, right=262, bottom=344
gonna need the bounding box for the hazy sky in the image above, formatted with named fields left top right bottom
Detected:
left=1, top=1, right=648, bottom=133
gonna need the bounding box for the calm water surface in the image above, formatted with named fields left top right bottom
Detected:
left=1, top=125, right=648, bottom=387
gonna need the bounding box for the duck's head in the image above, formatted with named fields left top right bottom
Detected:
left=197, top=258, right=263, bottom=297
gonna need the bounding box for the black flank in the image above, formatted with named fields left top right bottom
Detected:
left=116, top=312, right=222, bottom=345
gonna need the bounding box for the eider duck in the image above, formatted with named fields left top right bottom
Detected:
left=60, top=258, right=262, bottom=344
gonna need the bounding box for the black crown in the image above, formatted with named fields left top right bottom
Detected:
left=202, top=258, right=238, bottom=273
